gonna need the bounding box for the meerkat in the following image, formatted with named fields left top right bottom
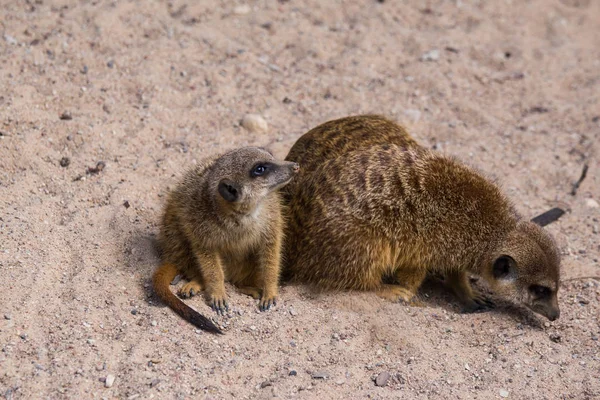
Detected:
left=153, top=147, right=299, bottom=333
left=284, top=115, right=563, bottom=225
left=283, top=117, right=561, bottom=321
left=283, top=115, right=417, bottom=203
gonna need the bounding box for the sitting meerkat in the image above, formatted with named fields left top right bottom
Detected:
left=283, top=116, right=561, bottom=321
left=153, top=147, right=299, bottom=333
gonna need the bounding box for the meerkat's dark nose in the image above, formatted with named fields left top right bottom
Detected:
left=547, top=308, right=560, bottom=321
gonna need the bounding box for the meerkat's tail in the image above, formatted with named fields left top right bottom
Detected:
left=152, top=263, right=223, bottom=334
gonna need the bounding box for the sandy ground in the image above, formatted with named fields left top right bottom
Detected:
left=1, top=0, right=599, bottom=399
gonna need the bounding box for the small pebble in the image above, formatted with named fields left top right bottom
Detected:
left=233, top=4, right=251, bottom=15
left=260, top=381, right=272, bottom=388
left=420, top=49, right=440, bottom=61
left=289, top=307, right=298, bottom=316
left=123, top=200, right=131, bottom=209
left=60, top=111, right=73, bottom=120
left=170, top=275, right=182, bottom=285
left=311, top=371, right=329, bottom=379
left=107, top=60, right=115, bottom=68
left=549, top=333, right=561, bottom=343
left=19, top=333, right=27, bottom=340
left=289, top=370, right=297, bottom=376
left=60, top=157, right=70, bottom=167
left=241, top=114, right=268, bottom=134
left=131, top=309, right=138, bottom=315
left=499, top=389, right=509, bottom=398
left=150, top=378, right=160, bottom=387
left=4, top=314, right=11, bottom=320
left=4, top=34, right=17, bottom=45
left=105, top=374, right=115, bottom=388
left=375, top=371, right=390, bottom=387
left=151, top=320, right=157, bottom=327
left=585, top=199, right=599, bottom=209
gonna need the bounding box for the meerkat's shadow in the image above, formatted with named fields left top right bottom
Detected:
left=121, top=231, right=162, bottom=301
left=414, top=276, right=546, bottom=329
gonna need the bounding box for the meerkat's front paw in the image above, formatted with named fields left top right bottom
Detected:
left=178, top=280, right=203, bottom=298
left=207, top=291, right=229, bottom=315
left=258, top=291, right=277, bottom=312
left=460, top=290, right=495, bottom=313
left=377, top=284, right=415, bottom=302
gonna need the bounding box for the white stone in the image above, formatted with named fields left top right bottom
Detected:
left=585, top=199, right=599, bottom=208
left=105, top=374, right=115, bottom=388
left=420, top=49, right=440, bottom=62
left=241, top=114, right=268, bottom=133
left=233, top=5, right=251, bottom=15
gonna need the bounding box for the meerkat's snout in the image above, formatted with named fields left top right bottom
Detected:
left=524, top=286, right=560, bottom=321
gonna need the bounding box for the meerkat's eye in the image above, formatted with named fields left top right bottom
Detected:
left=251, top=164, right=268, bottom=177
left=529, top=284, right=551, bottom=298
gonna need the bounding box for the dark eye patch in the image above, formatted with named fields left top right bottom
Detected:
left=529, top=284, right=551, bottom=298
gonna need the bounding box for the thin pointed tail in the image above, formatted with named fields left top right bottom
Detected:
left=152, top=263, right=223, bottom=334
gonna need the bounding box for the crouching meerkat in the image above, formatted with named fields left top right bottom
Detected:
left=283, top=115, right=561, bottom=321
left=153, top=147, right=299, bottom=333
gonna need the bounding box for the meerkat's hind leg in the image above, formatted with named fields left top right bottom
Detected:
left=377, top=267, right=427, bottom=304
left=237, top=286, right=262, bottom=299
left=178, top=279, right=204, bottom=298
left=445, top=270, right=495, bottom=312
left=377, top=284, right=416, bottom=302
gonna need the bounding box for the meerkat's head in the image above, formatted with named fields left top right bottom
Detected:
left=482, top=221, right=561, bottom=321
left=212, top=147, right=299, bottom=214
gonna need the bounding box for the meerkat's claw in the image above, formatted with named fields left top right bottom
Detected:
left=259, top=296, right=277, bottom=311
left=210, top=297, right=229, bottom=315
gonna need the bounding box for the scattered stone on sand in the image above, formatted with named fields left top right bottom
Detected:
left=289, top=370, right=297, bottom=376
left=233, top=5, right=251, bottom=15
left=105, top=374, right=115, bottom=388
left=170, top=274, right=182, bottom=285
left=60, top=111, right=73, bottom=120
left=312, top=371, right=329, bottom=379
left=60, top=157, right=70, bottom=167
left=500, top=389, right=509, bottom=398
left=4, top=314, right=11, bottom=320
left=420, top=49, right=440, bottom=61
left=241, top=114, right=268, bottom=133
left=375, top=371, right=390, bottom=387
left=549, top=333, right=561, bottom=343
left=260, top=381, right=272, bottom=388
left=585, top=199, right=599, bottom=209
left=289, top=307, right=298, bottom=316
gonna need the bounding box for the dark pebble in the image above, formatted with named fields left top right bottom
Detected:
left=123, top=200, right=130, bottom=209
left=131, top=309, right=138, bottom=315
left=60, top=111, right=72, bottom=120
left=289, top=370, right=297, bottom=376
left=86, top=161, right=106, bottom=175
left=375, top=371, right=391, bottom=387
left=107, top=60, right=114, bottom=68
left=60, top=157, right=70, bottom=167
left=260, top=381, right=272, bottom=388
left=170, top=275, right=182, bottom=285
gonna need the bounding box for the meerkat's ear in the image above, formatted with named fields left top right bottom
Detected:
left=218, top=179, right=241, bottom=202
left=492, top=255, right=517, bottom=281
